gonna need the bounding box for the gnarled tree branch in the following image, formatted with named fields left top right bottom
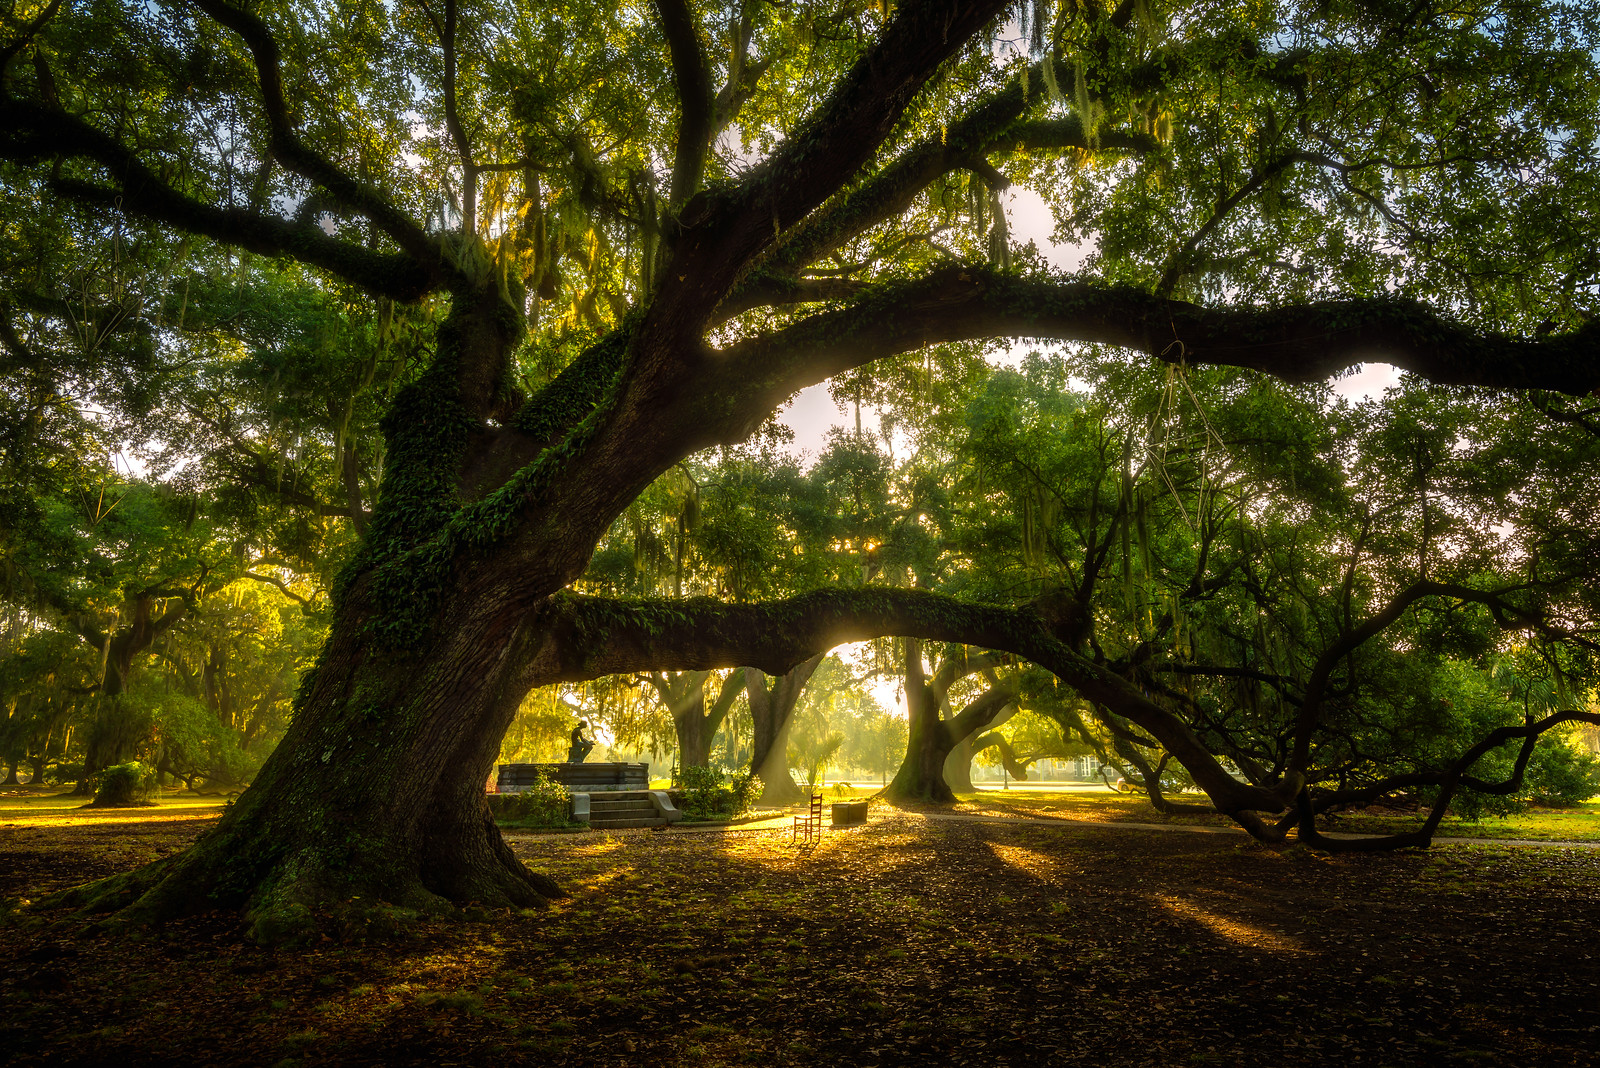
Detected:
left=717, top=266, right=1600, bottom=424
left=652, top=0, right=715, bottom=208
left=526, top=587, right=1284, bottom=819
left=0, top=100, right=438, bottom=301
left=188, top=0, right=448, bottom=274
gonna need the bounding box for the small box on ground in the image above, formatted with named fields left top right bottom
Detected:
left=831, top=800, right=868, bottom=826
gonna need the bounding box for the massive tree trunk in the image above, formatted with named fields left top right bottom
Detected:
left=51, top=291, right=578, bottom=936
left=59, top=576, right=563, bottom=939
left=885, top=640, right=1016, bottom=803
left=744, top=655, right=823, bottom=805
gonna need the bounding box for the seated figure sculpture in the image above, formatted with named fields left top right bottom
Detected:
left=566, top=720, right=595, bottom=764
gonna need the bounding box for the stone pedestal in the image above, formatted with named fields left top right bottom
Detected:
left=496, top=762, right=649, bottom=793
left=831, top=800, right=868, bottom=826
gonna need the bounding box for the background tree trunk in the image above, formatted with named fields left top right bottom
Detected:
left=652, top=670, right=743, bottom=774
left=943, top=734, right=976, bottom=793
left=885, top=640, right=1017, bottom=803
left=745, top=656, right=822, bottom=805
left=649, top=670, right=712, bottom=772
left=884, top=639, right=955, bottom=803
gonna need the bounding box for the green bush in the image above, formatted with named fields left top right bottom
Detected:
left=677, top=765, right=761, bottom=820
left=1446, top=785, right=1523, bottom=820
left=1446, top=735, right=1600, bottom=817
left=1526, top=738, right=1600, bottom=805
left=93, top=761, right=157, bottom=807
left=728, top=770, right=761, bottom=814
left=488, top=769, right=572, bottom=827
left=678, top=764, right=722, bottom=818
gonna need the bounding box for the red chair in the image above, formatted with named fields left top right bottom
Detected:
left=792, top=792, right=823, bottom=843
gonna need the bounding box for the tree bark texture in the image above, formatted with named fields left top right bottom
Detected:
left=59, top=578, right=564, bottom=938
left=886, top=641, right=1015, bottom=803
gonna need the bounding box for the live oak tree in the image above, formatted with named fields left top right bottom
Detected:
left=640, top=666, right=744, bottom=772
left=4, top=0, right=1600, bottom=935
left=885, top=637, right=1018, bottom=801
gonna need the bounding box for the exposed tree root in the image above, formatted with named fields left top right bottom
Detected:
left=32, top=805, right=565, bottom=944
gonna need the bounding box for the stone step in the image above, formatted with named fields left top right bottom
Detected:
left=571, top=788, right=681, bottom=830
left=591, top=807, right=657, bottom=821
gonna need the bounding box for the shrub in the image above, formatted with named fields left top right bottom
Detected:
left=92, top=761, right=157, bottom=807
left=1526, top=738, right=1600, bottom=805
left=677, top=765, right=761, bottom=820
left=728, top=771, right=761, bottom=815
left=1445, top=734, right=1600, bottom=817
left=1445, top=785, right=1523, bottom=820
left=678, top=764, right=723, bottom=819
left=488, top=769, right=572, bottom=827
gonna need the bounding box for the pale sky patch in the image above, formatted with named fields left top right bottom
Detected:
left=779, top=189, right=1401, bottom=456
left=1330, top=362, right=1403, bottom=403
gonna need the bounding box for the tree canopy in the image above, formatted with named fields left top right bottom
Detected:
left=3, top=0, right=1599, bottom=937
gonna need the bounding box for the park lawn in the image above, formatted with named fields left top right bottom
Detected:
left=949, top=788, right=1240, bottom=827
left=1320, top=800, right=1600, bottom=842
left=0, top=788, right=232, bottom=828
left=942, top=788, right=1600, bottom=843
left=4, top=811, right=1600, bottom=1067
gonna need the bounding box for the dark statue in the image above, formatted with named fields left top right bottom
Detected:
left=566, top=721, right=594, bottom=764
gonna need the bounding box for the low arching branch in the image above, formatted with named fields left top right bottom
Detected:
left=1294, top=710, right=1600, bottom=852
left=526, top=587, right=1285, bottom=818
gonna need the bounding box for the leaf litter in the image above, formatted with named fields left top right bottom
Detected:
left=2, top=813, right=1598, bottom=1065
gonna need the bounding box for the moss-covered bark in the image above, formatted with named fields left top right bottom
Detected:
left=46, top=287, right=573, bottom=940
left=51, top=580, right=564, bottom=940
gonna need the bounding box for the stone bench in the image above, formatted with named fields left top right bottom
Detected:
left=495, top=762, right=650, bottom=794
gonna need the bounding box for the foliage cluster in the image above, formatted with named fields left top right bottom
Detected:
left=487, top=770, right=573, bottom=829
left=677, top=765, right=762, bottom=820
left=91, top=760, right=157, bottom=807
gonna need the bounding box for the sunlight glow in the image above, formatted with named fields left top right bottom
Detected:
left=1157, top=895, right=1308, bottom=955
left=985, top=841, right=1064, bottom=882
